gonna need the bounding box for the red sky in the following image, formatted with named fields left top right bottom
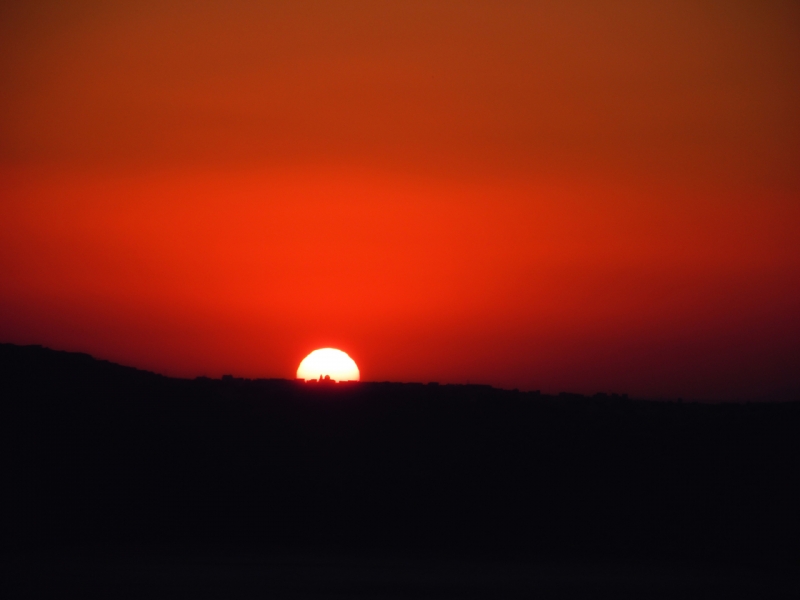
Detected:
left=1, top=1, right=799, bottom=400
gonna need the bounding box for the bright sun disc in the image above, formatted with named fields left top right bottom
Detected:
left=297, top=348, right=360, bottom=382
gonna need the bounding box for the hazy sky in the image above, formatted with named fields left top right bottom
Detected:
left=1, top=1, right=799, bottom=399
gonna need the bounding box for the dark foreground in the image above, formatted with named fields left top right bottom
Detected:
left=2, top=344, right=799, bottom=597
left=6, top=552, right=800, bottom=599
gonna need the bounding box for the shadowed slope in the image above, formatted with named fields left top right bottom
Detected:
left=2, top=343, right=799, bottom=570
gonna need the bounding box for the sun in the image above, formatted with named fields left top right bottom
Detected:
left=297, top=348, right=360, bottom=382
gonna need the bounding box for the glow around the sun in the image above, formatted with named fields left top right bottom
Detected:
left=296, top=348, right=360, bottom=382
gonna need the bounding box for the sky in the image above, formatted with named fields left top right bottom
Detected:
left=1, top=1, right=799, bottom=400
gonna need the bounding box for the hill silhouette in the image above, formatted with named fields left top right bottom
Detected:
left=2, top=343, right=799, bottom=596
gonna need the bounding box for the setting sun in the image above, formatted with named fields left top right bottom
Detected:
left=297, top=348, right=360, bottom=382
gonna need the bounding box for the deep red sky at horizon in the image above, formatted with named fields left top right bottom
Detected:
left=1, top=1, right=799, bottom=400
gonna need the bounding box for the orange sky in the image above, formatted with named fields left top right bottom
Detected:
left=1, top=1, right=799, bottom=399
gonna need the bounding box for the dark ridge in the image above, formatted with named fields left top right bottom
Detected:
left=2, top=343, right=799, bottom=595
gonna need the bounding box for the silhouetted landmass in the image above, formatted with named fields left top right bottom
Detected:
left=2, top=343, right=799, bottom=597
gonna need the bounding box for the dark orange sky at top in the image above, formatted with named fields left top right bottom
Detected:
left=1, top=1, right=799, bottom=400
